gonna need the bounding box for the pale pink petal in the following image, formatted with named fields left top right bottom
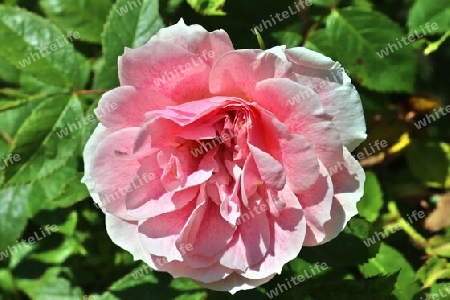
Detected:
left=284, top=48, right=366, bottom=151
left=248, top=144, right=286, bottom=191
left=119, top=40, right=211, bottom=102
left=209, top=49, right=294, bottom=98
left=301, top=161, right=334, bottom=246
left=249, top=109, right=320, bottom=194
left=149, top=19, right=234, bottom=68
left=251, top=78, right=344, bottom=169
left=138, top=201, right=196, bottom=261
left=95, top=87, right=175, bottom=129
left=220, top=202, right=271, bottom=271
left=155, top=257, right=232, bottom=283
left=243, top=186, right=306, bottom=280
left=321, top=149, right=365, bottom=244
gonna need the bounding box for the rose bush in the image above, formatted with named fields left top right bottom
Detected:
left=82, top=19, right=366, bottom=293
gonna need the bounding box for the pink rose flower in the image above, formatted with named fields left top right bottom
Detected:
left=82, top=19, right=366, bottom=293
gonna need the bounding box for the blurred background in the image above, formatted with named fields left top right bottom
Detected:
left=0, top=0, right=449, bottom=299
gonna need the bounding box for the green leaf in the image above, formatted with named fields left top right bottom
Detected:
left=173, top=293, right=208, bottom=300
left=0, top=95, right=87, bottom=216
left=408, top=0, right=450, bottom=34
left=304, top=28, right=335, bottom=55
left=40, top=0, right=113, bottom=44
left=406, top=141, right=450, bottom=189
left=94, top=0, right=164, bottom=89
left=170, top=277, right=201, bottom=292
left=0, top=269, right=15, bottom=296
left=16, top=267, right=84, bottom=300
left=352, top=0, right=373, bottom=11
left=357, top=171, right=383, bottom=222
left=0, top=185, right=29, bottom=259
left=30, top=237, right=79, bottom=264
left=0, top=5, right=89, bottom=90
left=292, top=275, right=398, bottom=300
left=324, top=8, right=417, bottom=92
left=360, top=243, right=420, bottom=300
left=0, top=55, right=20, bottom=84
left=187, top=0, right=226, bottom=16
left=270, top=22, right=303, bottom=48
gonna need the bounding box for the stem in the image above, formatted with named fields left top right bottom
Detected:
left=386, top=201, right=427, bottom=248
left=424, top=30, right=450, bottom=55
left=0, top=130, right=13, bottom=146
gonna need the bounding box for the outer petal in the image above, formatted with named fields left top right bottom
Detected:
left=119, top=19, right=234, bottom=103
left=138, top=201, right=196, bottom=262
left=243, top=185, right=306, bottom=280
left=119, top=40, right=211, bottom=102
left=209, top=49, right=294, bottom=99
left=95, top=86, right=175, bottom=128
left=321, top=149, right=366, bottom=244
left=284, top=47, right=367, bottom=151
left=219, top=202, right=271, bottom=271
left=251, top=77, right=343, bottom=169
left=81, top=124, right=111, bottom=207
left=149, top=19, right=234, bottom=66
left=300, top=161, right=334, bottom=246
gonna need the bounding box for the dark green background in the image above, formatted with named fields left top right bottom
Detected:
left=0, top=0, right=449, bottom=299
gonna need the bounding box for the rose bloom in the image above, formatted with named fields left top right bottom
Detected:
left=82, top=19, right=366, bottom=293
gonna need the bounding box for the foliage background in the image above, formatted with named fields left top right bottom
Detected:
left=0, top=0, right=449, bottom=299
